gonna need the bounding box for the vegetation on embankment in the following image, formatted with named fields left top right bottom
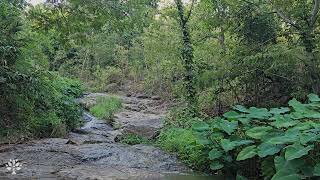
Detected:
left=89, top=96, right=122, bottom=121
left=0, top=1, right=84, bottom=141
left=158, top=94, right=320, bottom=179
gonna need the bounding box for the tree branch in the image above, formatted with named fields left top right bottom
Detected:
left=275, top=8, right=300, bottom=30
left=193, top=33, right=217, bottom=45
left=268, top=1, right=301, bottom=30
left=174, top=0, right=186, bottom=24
left=185, top=0, right=196, bottom=22
left=310, top=0, right=320, bottom=27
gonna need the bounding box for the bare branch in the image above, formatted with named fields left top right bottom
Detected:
left=268, top=1, right=300, bottom=30
left=310, top=0, right=320, bottom=27
left=275, top=8, right=300, bottom=30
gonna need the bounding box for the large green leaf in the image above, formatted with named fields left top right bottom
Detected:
left=210, top=161, right=224, bottom=170
left=246, top=126, right=273, bottom=139
left=291, top=121, right=316, bottom=131
left=271, top=169, right=300, bottom=180
left=236, top=145, right=257, bottom=161
left=285, top=144, right=314, bottom=160
left=234, top=105, right=249, bottom=113
left=218, top=119, right=238, bottom=135
left=238, top=117, right=251, bottom=124
left=299, top=132, right=320, bottom=144
left=268, top=133, right=298, bottom=144
left=274, top=156, right=286, bottom=171
left=258, top=143, right=283, bottom=158
left=223, top=111, right=243, bottom=119
left=271, top=115, right=299, bottom=128
left=314, top=163, right=320, bottom=176
left=208, top=149, right=223, bottom=160
left=192, top=122, right=210, bottom=132
left=273, top=156, right=301, bottom=180
left=221, top=139, right=254, bottom=152
left=247, top=107, right=271, bottom=119
left=274, top=156, right=305, bottom=171
left=236, top=174, right=248, bottom=180
left=303, top=111, right=320, bottom=119
left=308, top=94, right=320, bottom=102
left=288, top=98, right=307, bottom=112
left=270, top=107, right=290, bottom=115
left=289, top=111, right=305, bottom=119
left=196, top=134, right=211, bottom=145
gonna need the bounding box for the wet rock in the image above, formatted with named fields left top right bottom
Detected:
left=136, top=94, right=151, bottom=99
left=151, top=96, right=161, bottom=100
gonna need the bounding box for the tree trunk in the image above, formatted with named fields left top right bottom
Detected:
left=175, top=0, right=197, bottom=107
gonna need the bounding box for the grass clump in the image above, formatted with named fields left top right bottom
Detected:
left=119, top=134, right=152, bottom=145
left=157, top=128, right=209, bottom=170
left=90, top=96, right=122, bottom=120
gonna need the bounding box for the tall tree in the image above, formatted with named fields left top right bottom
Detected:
left=270, top=0, right=320, bottom=93
left=174, top=0, right=197, bottom=108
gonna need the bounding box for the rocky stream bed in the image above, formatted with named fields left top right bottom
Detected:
left=0, top=93, right=194, bottom=180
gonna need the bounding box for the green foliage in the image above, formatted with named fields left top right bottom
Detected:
left=89, top=96, right=122, bottom=120
left=157, top=128, right=209, bottom=170
left=119, top=134, right=152, bottom=145
left=0, top=0, right=83, bottom=141
left=191, top=94, right=320, bottom=179
left=0, top=70, right=83, bottom=139
left=89, top=66, right=124, bottom=92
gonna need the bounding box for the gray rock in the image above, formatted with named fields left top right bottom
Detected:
left=136, top=94, right=151, bottom=99
left=151, top=96, right=161, bottom=100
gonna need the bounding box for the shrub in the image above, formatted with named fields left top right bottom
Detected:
left=192, top=94, right=320, bottom=179
left=89, top=66, right=124, bottom=92
left=90, top=96, right=122, bottom=120
left=119, top=134, right=152, bottom=145
left=25, top=73, right=83, bottom=138
left=0, top=70, right=83, bottom=140
left=157, top=128, right=209, bottom=170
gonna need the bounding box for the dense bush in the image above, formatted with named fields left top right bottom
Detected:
left=0, top=70, right=83, bottom=139
left=89, top=66, right=124, bottom=92
left=0, top=0, right=83, bottom=141
left=159, top=94, right=320, bottom=179
left=190, top=94, right=320, bottom=179
left=157, top=128, right=209, bottom=170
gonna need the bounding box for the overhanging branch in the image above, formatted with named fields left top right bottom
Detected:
left=310, top=0, right=320, bottom=27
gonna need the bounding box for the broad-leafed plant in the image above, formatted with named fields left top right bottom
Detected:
left=193, top=94, right=320, bottom=179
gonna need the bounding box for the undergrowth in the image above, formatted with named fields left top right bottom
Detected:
left=90, top=96, right=122, bottom=121
left=119, top=134, right=153, bottom=145
left=158, top=94, right=320, bottom=179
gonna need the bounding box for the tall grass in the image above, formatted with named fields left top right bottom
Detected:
left=90, top=96, right=122, bottom=120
